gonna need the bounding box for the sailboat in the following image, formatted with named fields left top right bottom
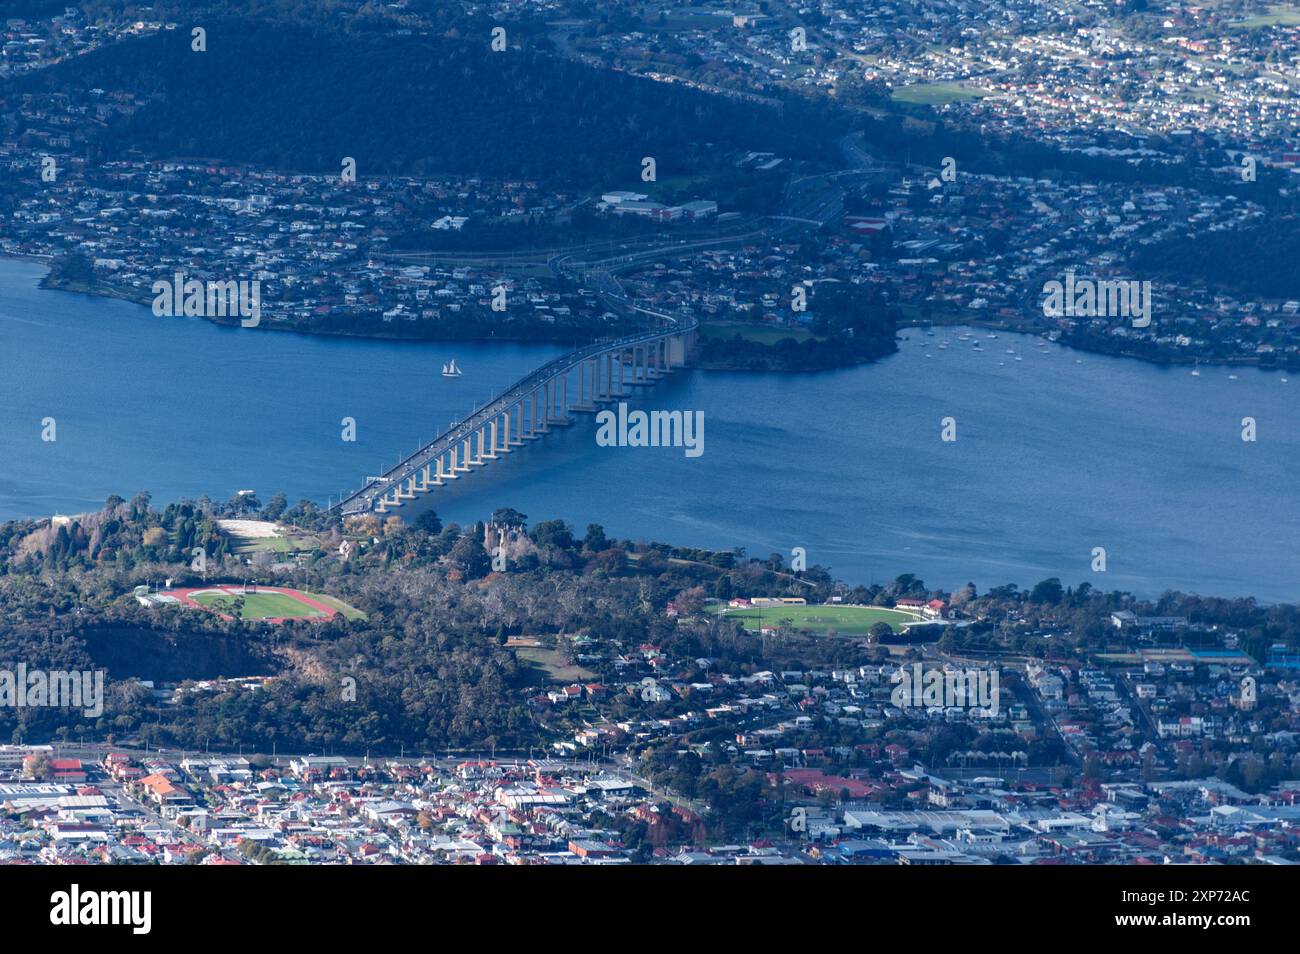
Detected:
left=442, top=358, right=462, bottom=378
left=1191, top=359, right=1200, bottom=377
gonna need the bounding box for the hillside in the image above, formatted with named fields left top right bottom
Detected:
left=12, top=19, right=826, bottom=185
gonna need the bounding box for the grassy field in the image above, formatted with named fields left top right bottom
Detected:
left=305, top=593, right=368, bottom=620
left=192, top=591, right=328, bottom=620
left=218, top=520, right=319, bottom=556
left=1231, top=5, right=1300, bottom=29
left=700, top=321, right=819, bottom=344
left=891, top=82, right=988, bottom=105
left=711, top=603, right=922, bottom=635
left=515, top=646, right=596, bottom=683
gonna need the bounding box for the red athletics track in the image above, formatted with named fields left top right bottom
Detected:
left=166, top=585, right=339, bottom=623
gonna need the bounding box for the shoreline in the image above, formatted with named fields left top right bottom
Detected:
left=2, top=251, right=1294, bottom=603
left=11, top=254, right=1293, bottom=372
left=902, top=315, right=1291, bottom=372
left=36, top=270, right=615, bottom=347
left=33, top=260, right=893, bottom=369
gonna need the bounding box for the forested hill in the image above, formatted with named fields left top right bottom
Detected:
left=12, top=19, right=828, bottom=184
left=1128, top=216, right=1300, bottom=300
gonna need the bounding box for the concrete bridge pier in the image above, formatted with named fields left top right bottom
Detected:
left=538, top=382, right=552, bottom=433
left=666, top=333, right=689, bottom=368
left=524, top=390, right=541, bottom=439
left=569, top=360, right=598, bottom=413
left=637, top=344, right=653, bottom=384
left=551, top=372, right=573, bottom=424
left=646, top=340, right=663, bottom=380
left=594, top=352, right=615, bottom=405
left=545, top=373, right=572, bottom=425
left=483, top=419, right=500, bottom=459
left=605, top=351, right=620, bottom=400
left=508, top=404, right=524, bottom=447
left=439, top=451, right=458, bottom=481
left=605, top=350, right=631, bottom=400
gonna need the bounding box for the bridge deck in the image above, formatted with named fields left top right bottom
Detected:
left=332, top=308, right=696, bottom=515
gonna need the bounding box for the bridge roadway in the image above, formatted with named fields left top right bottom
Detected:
left=331, top=306, right=698, bottom=516
left=331, top=136, right=875, bottom=516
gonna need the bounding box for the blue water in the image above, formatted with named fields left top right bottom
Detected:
left=2, top=257, right=1297, bottom=601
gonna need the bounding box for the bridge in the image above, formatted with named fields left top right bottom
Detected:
left=328, top=136, right=874, bottom=517
left=329, top=304, right=698, bottom=516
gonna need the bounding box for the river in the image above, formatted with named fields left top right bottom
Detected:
left=2, top=256, right=1296, bottom=601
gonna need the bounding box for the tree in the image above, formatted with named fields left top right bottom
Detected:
left=1031, top=578, right=1065, bottom=605
left=531, top=519, right=574, bottom=551
left=591, top=549, right=627, bottom=575
left=583, top=523, right=608, bottom=552
left=262, top=492, right=288, bottom=521
left=448, top=535, right=490, bottom=579
left=51, top=250, right=96, bottom=285
left=414, top=510, right=443, bottom=534
left=674, top=586, right=706, bottom=617
left=490, top=508, right=528, bottom=529
left=893, top=574, right=923, bottom=596
left=24, top=753, right=52, bottom=780
left=951, top=582, right=977, bottom=606
left=937, top=625, right=960, bottom=653
left=228, top=492, right=260, bottom=514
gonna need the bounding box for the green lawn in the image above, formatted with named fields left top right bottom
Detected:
left=1231, top=5, right=1300, bottom=29
left=192, top=591, right=327, bottom=620
left=228, top=533, right=319, bottom=556
left=515, top=646, right=596, bottom=683
left=700, top=321, right=819, bottom=344
left=305, top=593, right=368, bottom=620
left=710, top=603, right=921, bottom=635
left=891, top=82, right=988, bottom=105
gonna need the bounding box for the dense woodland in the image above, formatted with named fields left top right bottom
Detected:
left=11, top=0, right=1256, bottom=199
left=697, top=279, right=900, bottom=370
left=14, top=20, right=827, bottom=188
left=2, top=493, right=1298, bottom=763
left=1129, top=216, right=1300, bottom=301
